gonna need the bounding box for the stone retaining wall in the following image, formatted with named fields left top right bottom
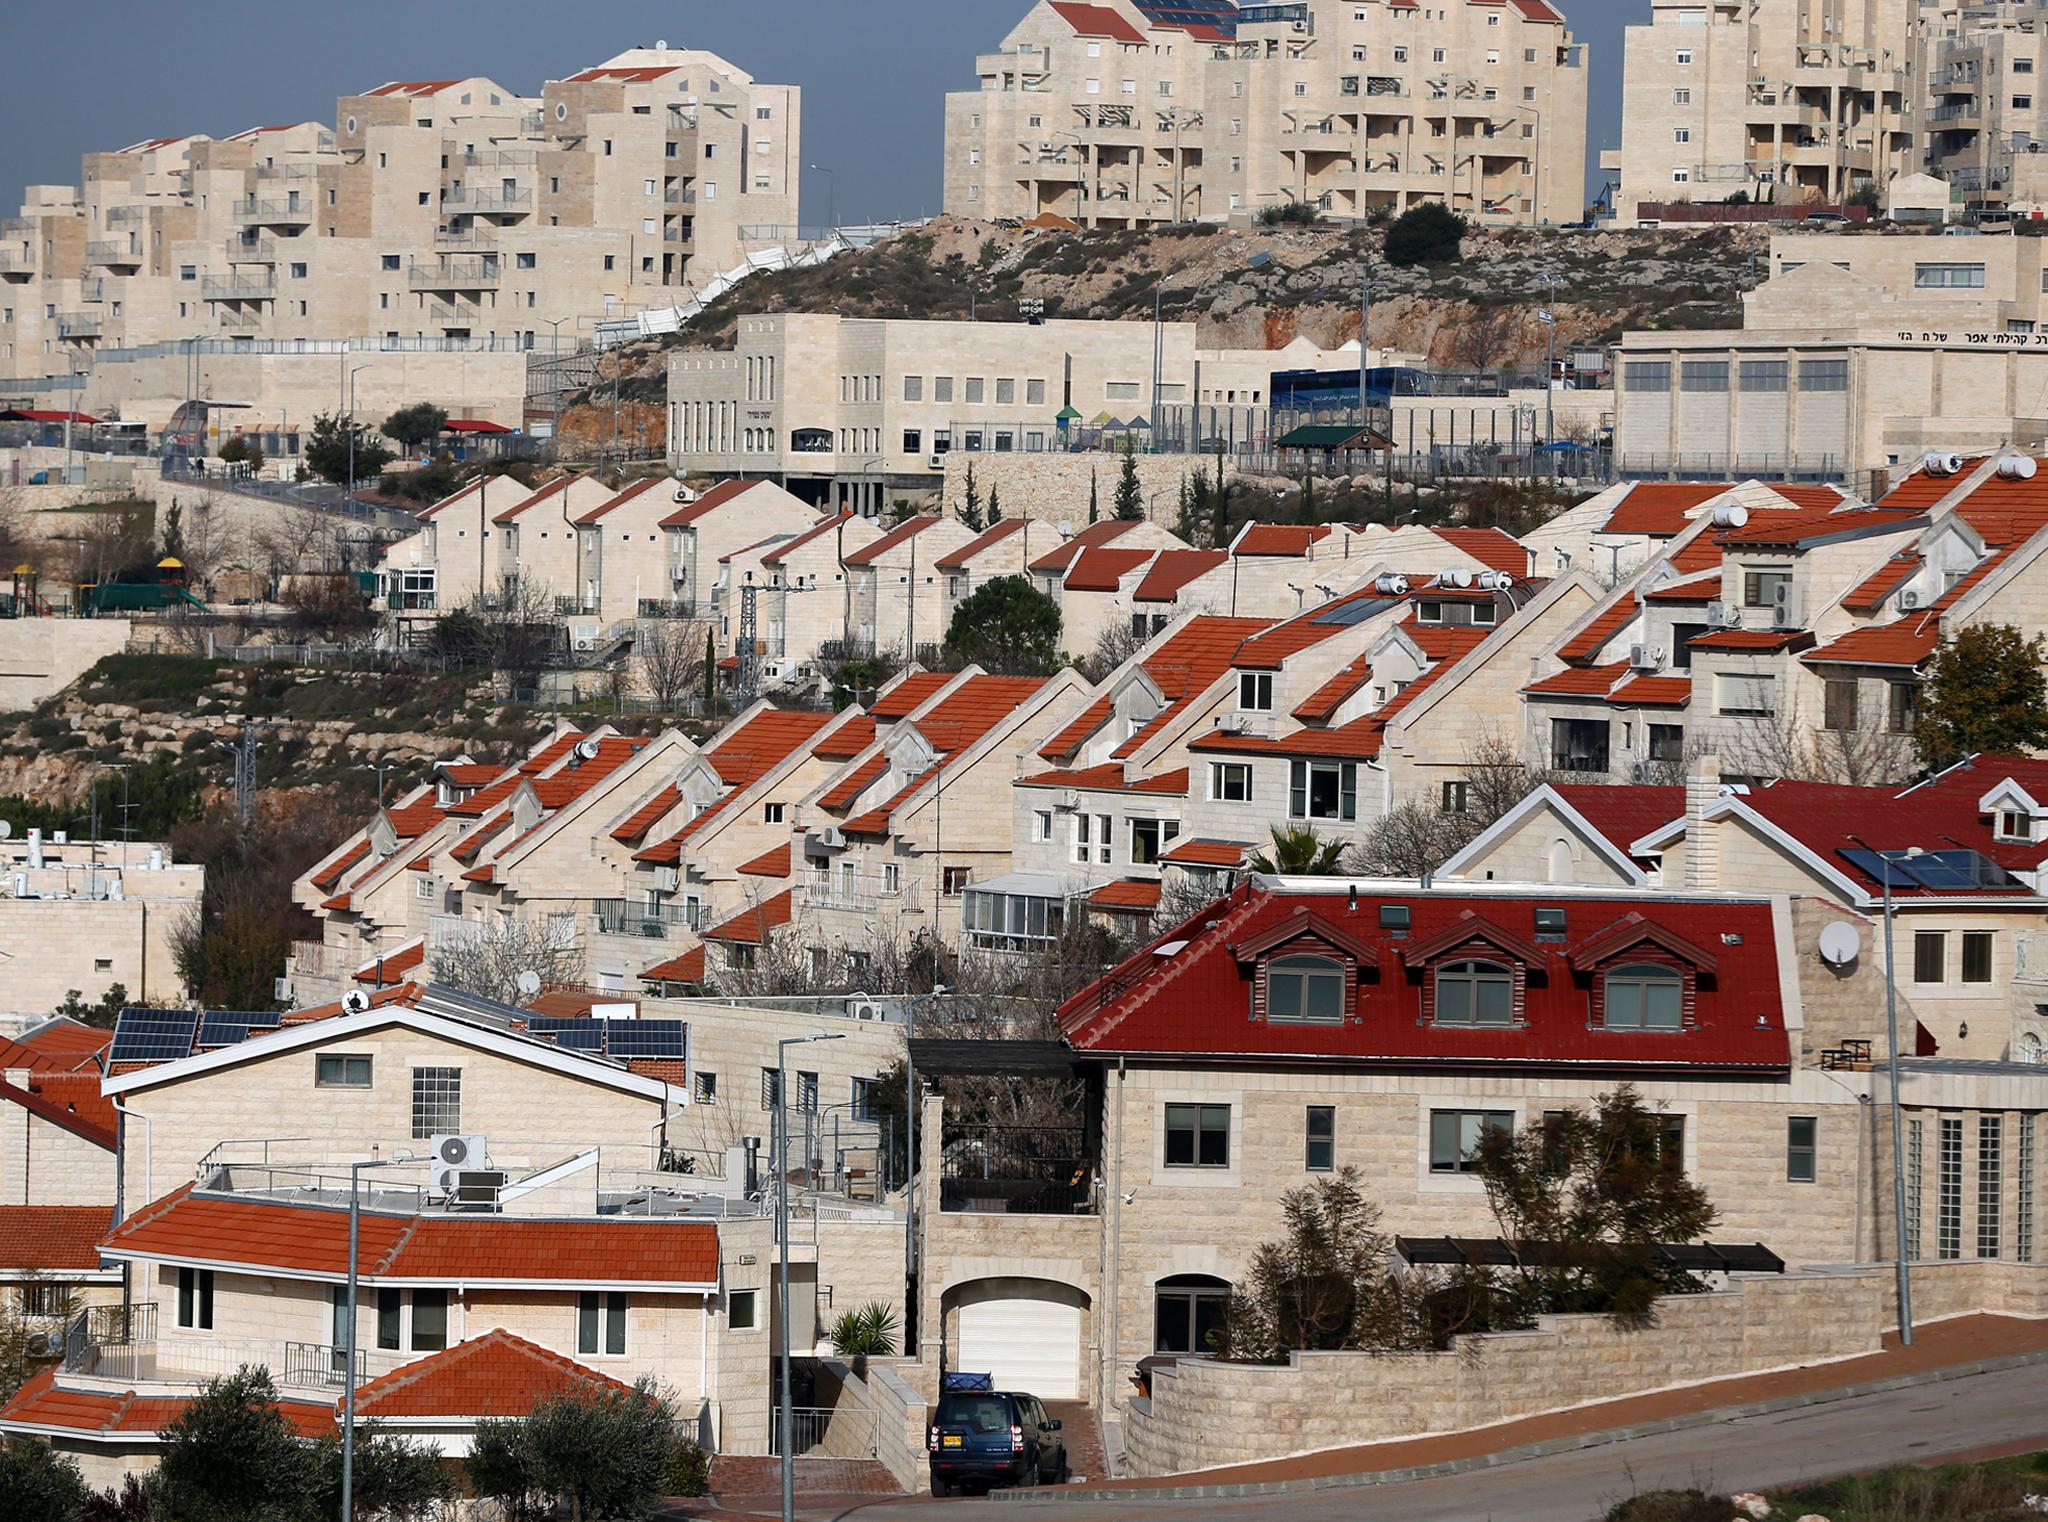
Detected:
left=817, top=1357, right=930, bottom=1493
left=1123, top=1262, right=2048, bottom=1478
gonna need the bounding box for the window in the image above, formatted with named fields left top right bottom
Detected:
left=410, top=1067, right=461, bottom=1138
left=2022, top=1114, right=2036, bottom=1264
left=1239, top=672, right=1273, bottom=710
left=1963, top=930, right=1993, bottom=984
left=1675, top=47, right=1693, bottom=64
left=1435, top=960, right=1514, bottom=1026
left=380, top=254, right=400, bottom=271
left=1603, top=963, right=1683, bottom=1031
left=515, top=251, right=536, bottom=270
left=1379, top=904, right=1411, bottom=931
left=852, top=1076, right=876, bottom=1120
left=1915, top=263, right=1986, bottom=289
left=1305, top=1106, right=1336, bottom=1171
left=1673, top=128, right=1691, bottom=144
left=1716, top=672, right=1776, bottom=716
left=1210, top=762, right=1252, bottom=802
left=763, top=802, right=785, bottom=824
left=18, top=1283, right=66, bottom=1317
left=1907, top=1118, right=1924, bottom=1260
left=1680, top=360, right=1727, bottom=392
left=1742, top=569, right=1791, bottom=608
left=1786, top=1116, right=1817, bottom=1183
left=797, top=1070, right=819, bottom=1113
left=1979, top=1116, right=2003, bottom=1258
left=1998, top=809, right=2036, bottom=843
left=1430, top=1109, right=1512, bottom=1172
left=1739, top=359, right=1788, bottom=392
left=1164, top=1103, right=1230, bottom=1167
left=1939, top=1117, right=1963, bottom=1258
left=1623, top=361, right=1671, bottom=393
left=1289, top=759, right=1357, bottom=821
left=1269, top=954, right=1345, bottom=1023
left=411, top=1290, right=448, bottom=1352
left=1650, top=724, right=1686, bottom=762
left=180, top=265, right=197, bottom=281
left=1673, top=87, right=1692, bottom=104
left=578, top=1291, right=628, bottom=1356
left=1033, top=810, right=1053, bottom=843
left=1823, top=678, right=1858, bottom=732
left=1442, top=780, right=1469, bottom=814
left=176, top=1267, right=214, bottom=1329
left=1129, top=816, right=1180, bottom=865
left=377, top=1288, right=401, bottom=1350
left=1153, top=1275, right=1230, bottom=1353
left=1914, top=931, right=1946, bottom=984
left=903, top=374, right=923, bottom=402
left=965, top=376, right=985, bottom=404
left=1799, top=359, right=1848, bottom=392
left=695, top=1070, right=717, bottom=1105
left=1888, top=683, right=1917, bottom=735
left=1075, top=811, right=1112, bottom=865
left=934, top=376, right=954, bottom=403
left=316, top=1054, right=372, bottom=1088
left=729, top=1289, right=759, bottom=1328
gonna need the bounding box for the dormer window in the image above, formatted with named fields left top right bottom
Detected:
left=1239, top=672, right=1273, bottom=711
left=1435, top=960, right=1514, bottom=1026
left=1601, top=963, right=1684, bottom=1031
left=1267, top=954, right=1345, bottom=1023
left=1997, top=809, right=2036, bottom=843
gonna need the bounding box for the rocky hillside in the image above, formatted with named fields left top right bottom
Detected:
left=595, top=215, right=1766, bottom=400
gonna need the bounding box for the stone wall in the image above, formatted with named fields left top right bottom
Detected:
left=939, top=453, right=1236, bottom=529
left=1123, top=1262, right=2048, bottom=1478
left=0, top=618, right=130, bottom=710
left=817, top=1356, right=930, bottom=1492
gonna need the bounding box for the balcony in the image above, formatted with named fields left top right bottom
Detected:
left=663, top=226, right=691, bottom=243
left=461, top=149, right=540, bottom=169
left=409, top=259, right=500, bottom=289
left=225, top=236, right=277, bottom=263
left=637, top=597, right=698, bottom=619
left=85, top=239, right=136, bottom=266
left=434, top=226, right=498, bottom=250
left=427, top=300, right=483, bottom=324
left=593, top=897, right=707, bottom=938
left=664, top=185, right=696, bottom=204
left=218, top=309, right=263, bottom=332
left=804, top=872, right=912, bottom=916
left=0, top=254, right=31, bottom=274
left=446, top=187, right=533, bottom=212
left=55, top=313, right=100, bottom=339
left=667, top=106, right=699, bottom=133
left=202, top=275, right=276, bottom=300
left=940, top=1125, right=1095, bottom=1215
left=233, top=198, right=313, bottom=225
left=65, top=1304, right=373, bottom=1393
left=78, top=278, right=106, bottom=303
left=106, top=204, right=147, bottom=223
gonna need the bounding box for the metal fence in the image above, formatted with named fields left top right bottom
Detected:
left=770, top=1407, right=878, bottom=1459
left=940, top=1125, right=1094, bottom=1215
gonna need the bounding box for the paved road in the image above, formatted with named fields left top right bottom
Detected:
left=836, top=1361, right=2048, bottom=1522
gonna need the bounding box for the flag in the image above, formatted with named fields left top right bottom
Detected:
left=1537, top=308, right=1556, bottom=326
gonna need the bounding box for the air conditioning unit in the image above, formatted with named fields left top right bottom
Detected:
left=1213, top=712, right=1251, bottom=734
left=1056, top=789, right=1082, bottom=810
left=1706, top=600, right=1737, bottom=629
left=428, top=1135, right=488, bottom=1197
left=819, top=825, right=846, bottom=849
left=1628, top=643, right=1662, bottom=670
left=24, top=1329, right=60, bottom=1359
left=654, top=864, right=681, bottom=893
left=673, top=486, right=692, bottom=503
left=444, top=1169, right=507, bottom=1209
left=273, top=976, right=295, bottom=1004
left=1772, top=582, right=1802, bottom=628
left=575, top=637, right=597, bottom=652
left=847, top=996, right=885, bottom=1022
left=928, top=453, right=945, bottom=470
left=1898, top=587, right=1922, bottom=610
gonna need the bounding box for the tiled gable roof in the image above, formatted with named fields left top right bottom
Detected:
left=1133, top=549, right=1227, bottom=602
left=935, top=518, right=1027, bottom=570
left=0, top=1205, right=114, bottom=1271
left=843, top=514, right=944, bottom=566
left=702, top=889, right=794, bottom=945
left=354, top=1328, right=633, bottom=1419
left=1430, top=527, right=1529, bottom=575
left=1027, top=519, right=1139, bottom=575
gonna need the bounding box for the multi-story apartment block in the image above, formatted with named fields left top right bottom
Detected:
left=947, top=0, right=1589, bottom=228
left=1605, top=0, right=1921, bottom=223
left=0, top=44, right=799, bottom=433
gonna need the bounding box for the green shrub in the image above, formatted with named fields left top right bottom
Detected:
left=1384, top=202, right=1468, bottom=267
left=1259, top=201, right=1322, bottom=227
left=662, top=1438, right=712, bottom=1498
left=1603, top=1492, right=1733, bottom=1522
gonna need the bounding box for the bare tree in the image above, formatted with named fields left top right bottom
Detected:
left=1461, top=732, right=1559, bottom=829
left=430, top=917, right=586, bottom=1003
left=1448, top=304, right=1525, bottom=375
left=1719, top=694, right=1918, bottom=787
left=1083, top=619, right=1148, bottom=683
left=1356, top=800, right=1467, bottom=876
left=638, top=618, right=711, bottom=711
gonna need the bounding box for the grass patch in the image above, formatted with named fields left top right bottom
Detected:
left=1617, top=1453, right=2048, bottom=1522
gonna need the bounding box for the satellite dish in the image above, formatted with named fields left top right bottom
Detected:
left=1817, top=921, right=1862, bottom=967
left=516, top=969, right=543, bottom=999
left=573, top=738, right=602, bottom=763
left=341, top=988, right=373, bottom=1014
left=0, top=821, right=12, bottom=840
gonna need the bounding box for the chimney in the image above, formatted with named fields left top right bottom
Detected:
left=1684, top=754, right=1721, bottom=891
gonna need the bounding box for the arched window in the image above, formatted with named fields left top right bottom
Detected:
left=1268, top=953, right=1345, bottom=1022
left=789, top=427, right=831, bottom=453
left=1603, top=963, right=1684, bottom=1031
left=1435, top=959, right=1514, bottom=1026
left=1546, top=837, right=1576, bottom=884
left=2022, top=1032, right=2045, bottom=1065
left=1153, top=1274, right=1231, bottom=1354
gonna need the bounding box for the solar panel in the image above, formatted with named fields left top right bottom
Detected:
left=524, top=1016, right=604, bottom=1052
left=602, top=1019, right=688, bottom=1059
left=1842, top=847, right=2017, bottom=892
left=1839, top=848, right=1919, bottom=888
left=197, top=1010, right=283, bottom=1048
left=108, top=1008, right=200, bottom=1064
left=1310, top=597, right=1393, bottom=627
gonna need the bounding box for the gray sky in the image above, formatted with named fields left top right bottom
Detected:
left=0, top=0, right=1635, bottom=219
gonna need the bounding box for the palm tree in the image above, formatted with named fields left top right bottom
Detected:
left=1249, top=824, right=1350, bottom=876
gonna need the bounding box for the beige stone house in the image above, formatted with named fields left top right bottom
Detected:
left=662, top=478, right=823, bottom=617
left=378, top=471, right=538, bottom=623
left=947, top=0, right=1590, bottom=228
left=0, top=830, right=202, bottom=1017
left=934, top=518, right=1072, bottom=630
left=841, top=515, right=980, bottom=664
left=569, top=476, right=692, bottom=625
left=493, top=474, right=619, bottom=617
left=715, top=511, right=884, bottom=680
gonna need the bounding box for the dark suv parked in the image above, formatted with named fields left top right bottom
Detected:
left=927, top=1389, right=1064, bottom=1494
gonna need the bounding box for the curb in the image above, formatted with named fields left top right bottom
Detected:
left=991, top=1348, right=2048, bottom=1504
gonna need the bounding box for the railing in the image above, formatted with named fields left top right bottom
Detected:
left=56, top=314, right=101, bottom=339
left=663, top=227, right=689, bottom=243
left=234, top=198, right=311, bottom=222
left=940, top=1126, right=1094, bottom=1215
left=203, top=276, right=276, bottom=299
left=637, top=597, right=697, bottom=619
left=255, top=162, right=321, bottom=181
left=1550, top=754, right=1610, bottom=775
left=290, top=939, right=357, bottom=980
left=86, top=239, right=134, bottom=263
left=664, top=186, right=696, bottom=204
left=461, top=149, right=540, bottom=169
left=817, top=638, right=876, bottom=663
left=446, top=187, right=533, bottom=210
left=770, top=1407, right=876, bottom=1459
left=428, top=300, right=482, bottom=323
left=78, top=279, right=106, bottom=302
left=225, top=237, right=277, bottom=262
left=218, top=310, right=263, bottom=332
left=593, top=898, right=708, bottom=938
left=804, top=874, right=915, bottom=916
left=282, top=1340, right=363, bottom=1390
left=435, top=227, right=498, bottom=249
left=409, top=260, right=500, bottom=288
left=106, top=205, right=147, bottom=223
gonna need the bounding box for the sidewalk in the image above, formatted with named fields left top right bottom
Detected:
left=1032, top=1313, right=2048, bottom=1500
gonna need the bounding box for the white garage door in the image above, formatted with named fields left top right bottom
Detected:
left=953, top=1278, right=1084, bottom=1400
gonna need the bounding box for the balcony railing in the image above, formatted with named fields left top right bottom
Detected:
left=663, top=226, right=690, bottom=242
left=804, top=873, right=913, bottom=916
left=234, top=198, right=313, bottom=223
left=434, top=227, right=498, bottom=249
left=0, top=254, right=31, bottom=274
left=469, top=188, right=533, bottom=212
left=940, top=1126, right=1095, bottom=1215
left=664, top=185, right=696, bottom=204
left=85, top=239, right=135, bottom=264
left=637, top=597, right=698, bottom=619
left=593, top=897, right=708, bottom=938
left=290, top=939, right=356, bottom=981
left=218, top=309, right=263, bottom=332
left=106, top=205, right=147, bottom=223
left=78, top=279, right=106, bottom=302
left=1550, top=753, right=1610, bottom=775
left=409, top=260, right=500, bottom=289
left=428, top=300, right=482, bottom=323
left=56, top=314, right=101, bottom=339
left=225, top=237, right=277, bottom=263
left=202, top=276, right=276, bottom=300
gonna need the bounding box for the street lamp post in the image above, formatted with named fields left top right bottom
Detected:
left=346, top=365, right=371, bottom=507
left=342, top=1156, right=408, bottom=1522
left=1878, top=847, right=1921, bottom=1346
left=778, top=1032, right=845, bottom=1522
left=1539, top=273, right=1559, bottom=455
left=807, top=163, right=836, bottom=238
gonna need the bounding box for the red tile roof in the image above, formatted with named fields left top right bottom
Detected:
left=0, top=1369, right=333, bottom=1441
left=492, top=475, right=575, bottom=524
left=577, top=475, right=676, bottom=524
left=1841, top=554, right=1922, bottom=613
left=1160, top=838, right=1253, bottom=867
left=1090, top=879, right=1163, bottom=911
left=1049, top=0, right=1148, bottom=44
left=843, top=514, right=944, bottom=567
left=935, top=518, right=1027, bottom=570
left=1598, top=484, right=1734, bottom=536
left=1686, top=628, right=1813, bottom=653
left=1065, top=547, right=1152, bottom=592
left=1802, top=621, right=1940, bottom=668
left=1040, top=615, right=1272, bottom=761
left=0, top=1205, right=113, bottom=1271
left=1555, top=598, right=1638, bottom=665
left=1133, top=549, right=1227, bottom=602
left=757, top=510, right=861, bottom=564
left=703, top=889, right=794, bottom=945
left=0, top=1021, right=109, bottom=1074
left=1431, top=527, right=1529, bottom=575
left=816, top=755, right=890, bottom=813
left=311, top=840, right=369, bottom=891
left=1016, top=763, right=1189, bottom=795
left=1027, top=519, right=1139, bottom=575
left=658, top=476, right=751, bottom=528
left=354, top=939, right=425, bottom=985
left=611, top=784, right=681, bottom=844
left=104, top=1186, right=720, bottom=1286
left=707, top=709, right=835, bottom=786
left=641, top=946, right=706, bottom=984
left=1607, top=674, right=1692, bottom=707
left=564, top=64, right=677, bottom=84
left=1642, top=572, right=1721, bottom=604
left=1547, top=785, right=1684, bottom=856
left=738, top=842, right=792, bottom=877
left=869, top=672, right=953, bottom=721
left=1058, top=883, right=1791, bottom=1069
left=355, top=1329, right=634, bottom=1419
left=1234, top=523, right=1329, bottom=557
left=1294, top=655, right=1372, bottom=723
left=814, top=715, right=875, bottom=760
left=1526, top=660, right=1631, bottom=698
left=1715, top=506, right=1924, bottom=547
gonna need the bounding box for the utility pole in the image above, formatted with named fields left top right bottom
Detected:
left=778, top=1033, right=844, bottom=1522
left=1539, top=274, right=1558, bottom=452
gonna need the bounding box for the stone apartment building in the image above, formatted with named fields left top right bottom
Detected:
left=946, top=0, right=1589, bottom=228
left=0, top=830, right=203, bottom=1016
left=0, top=43, right=798, bottom=433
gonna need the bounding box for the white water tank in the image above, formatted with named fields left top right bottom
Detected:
left=1710, top=503, right=1750, bottom=528
left=1996, top=453, right=2039, bottom=480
